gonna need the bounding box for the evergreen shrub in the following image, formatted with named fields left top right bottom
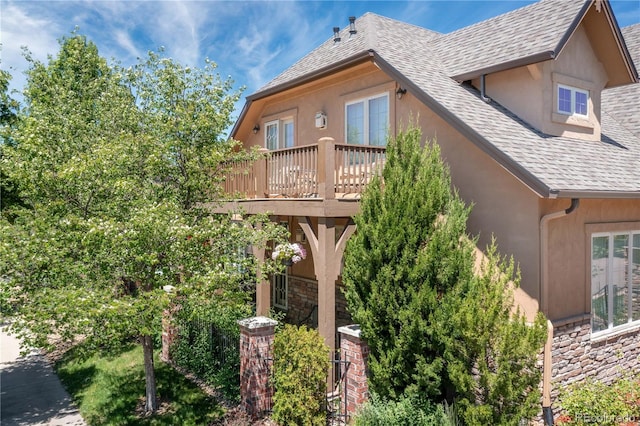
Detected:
left=353, top=393, right=452, bottom=426
left=271, top=324, right=330, bottom=426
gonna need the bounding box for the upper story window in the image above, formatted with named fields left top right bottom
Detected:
left=591, top=230, right=640, bottom=336
left=265, top=118, right=295, bottom=150
left=345, top=93, right=389, bottom=146
left=557, top=84, right=589, bottom=118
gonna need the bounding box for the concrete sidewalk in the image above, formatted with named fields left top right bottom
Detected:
left=0, top=324, right=86, bottom=426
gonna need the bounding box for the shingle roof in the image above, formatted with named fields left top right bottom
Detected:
left=247, top=1, right=640, bottom=198
left=435, top=0, right=587, bottom=80
left=602, top=24, right=640, bottom=138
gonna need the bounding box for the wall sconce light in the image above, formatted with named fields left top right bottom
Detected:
left=396, top=87, right=407, bottom=100
left=252, top=124, right=260, bottom=134
left=315, top=111, right=327, bottom=129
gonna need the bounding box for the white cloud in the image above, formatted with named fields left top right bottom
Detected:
left=1, top=1, right=63, bottom=93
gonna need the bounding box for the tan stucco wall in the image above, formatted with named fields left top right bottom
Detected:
left=396, top=93, right=543, bottom=303
left=239, top=62, right=398, bottom=149
left=544, top=198, right=640, bottom=321
left=480, top=24, right=608, bottom=142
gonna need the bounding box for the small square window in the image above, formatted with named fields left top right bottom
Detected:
left=557, top=84, right=589, bottom=118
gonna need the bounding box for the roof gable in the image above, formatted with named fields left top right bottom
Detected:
left=435, top=0, right=586, bottom=81
left=235, top=1, right=640, bottom=198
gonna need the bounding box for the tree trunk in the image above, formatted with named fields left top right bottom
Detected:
left=141, top=334, right=158, bottom=413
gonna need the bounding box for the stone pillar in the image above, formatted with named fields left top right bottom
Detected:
left=238, top=316, right=278, bottom=419
left=339, top=324, right=369, bottom=421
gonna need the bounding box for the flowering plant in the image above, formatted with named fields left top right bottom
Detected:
left=272, top=242, right=307, bottom=265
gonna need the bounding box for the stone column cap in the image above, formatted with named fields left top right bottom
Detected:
left=238, top=316, right=278, bottom=329
left=338, top=324, right=362, bottom=338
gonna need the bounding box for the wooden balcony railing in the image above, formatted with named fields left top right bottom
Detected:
left=223, top=137, right=386, bottom=200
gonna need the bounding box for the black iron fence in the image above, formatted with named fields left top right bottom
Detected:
left=172, top=308, right=242, bottom=401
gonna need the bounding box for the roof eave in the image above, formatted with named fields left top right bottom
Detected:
left=554, top=190, right=640, bottom=199
left=229, top=100, right=251, bottom=140
left=451, top=51, right=556, bottom=82
left=600, top=0, right=640, bottom=83
left=247, top=50, right=375, bottom=102
left=230, top=50, right=375, bottom=139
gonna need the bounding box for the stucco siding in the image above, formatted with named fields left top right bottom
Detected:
left=545, top=198, right=640, bottom=321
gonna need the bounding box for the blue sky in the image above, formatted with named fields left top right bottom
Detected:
left=2, top=0, right=639, bottom=121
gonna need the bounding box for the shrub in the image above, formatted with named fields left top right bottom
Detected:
left=271, top=324, right=330, bottom=426
left=557, top=373, right=640, bottom=425
left=353, top=393, right=452, bottom=426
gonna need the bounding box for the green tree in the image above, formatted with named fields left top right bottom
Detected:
left=342, top=125, right=547, bottom=425
left=1, top=34, right=286, bottom=414
left=0, top=68, right=24, bottom=217
left=343, top=125, right=474, bottom=400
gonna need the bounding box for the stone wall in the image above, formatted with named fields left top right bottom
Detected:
left=550, top=317, right=640, bottom=402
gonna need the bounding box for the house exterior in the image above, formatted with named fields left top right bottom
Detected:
left=215, top=0, right=639, bottom=417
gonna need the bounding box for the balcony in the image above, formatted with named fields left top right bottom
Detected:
left=223, top=137, right=386, bottom=202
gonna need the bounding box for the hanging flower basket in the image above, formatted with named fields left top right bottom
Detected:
left=272, top=243, right=307, bottom=265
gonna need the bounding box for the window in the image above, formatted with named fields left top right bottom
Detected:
left=591, top=231, right=640, bottom=335
left=557, top=84, right=589, bottom=118
left=272, top=273, right=288, bottom=309
left=265, top=118, right=295, bottom=150
left=346, top=93, right=389, bottom=146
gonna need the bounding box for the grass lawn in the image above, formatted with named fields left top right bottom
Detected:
left=55, top=343, right=224, bottom=425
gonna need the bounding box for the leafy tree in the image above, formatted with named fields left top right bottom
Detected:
left=343, top=125, right=547, bottom=425
left=0, top=68, right=23, bottom=217
left=0, top=34, right=286, bottom=414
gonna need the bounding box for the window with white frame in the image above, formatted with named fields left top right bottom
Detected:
left=265, top=118, right=295, bottom=150
left=346, top=93, right=389, bottom=146
left=272, top=273, right=288, bottom=309
left=557, top=84, right=589, bottom=118
left=591, top=231, right=640, bottom=335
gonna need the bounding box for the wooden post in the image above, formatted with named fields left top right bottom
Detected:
left=251, top=222, right=270, bottom=316
left=317, top=137, right=335, bottom=200
left=298, top=217, right=357, bottom=353
left=317, top=217, right=337, bottom=352
left=255, top=148, right=269, bottom=198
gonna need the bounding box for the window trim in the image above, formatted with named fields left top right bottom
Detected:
left=344, top=92, right=389, bottom=146
left=589, top=229, right=640, bottom=339
left=265, top=120, right=279, bottom=150
left=263, top=110, right=297, bottom=150
left=556, top=84, right=589, bottom=118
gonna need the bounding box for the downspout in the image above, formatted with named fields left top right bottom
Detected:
left=480, top=74, right=491, bottom=103
left=539, top=198, right=579, bottom=425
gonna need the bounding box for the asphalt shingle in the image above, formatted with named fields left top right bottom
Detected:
left=250, top=1, right=640, bottom=197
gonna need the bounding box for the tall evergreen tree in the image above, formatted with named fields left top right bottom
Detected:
left=343, top=125, right=474, bottom=400
left=343, top=125, right=547, bottom=425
